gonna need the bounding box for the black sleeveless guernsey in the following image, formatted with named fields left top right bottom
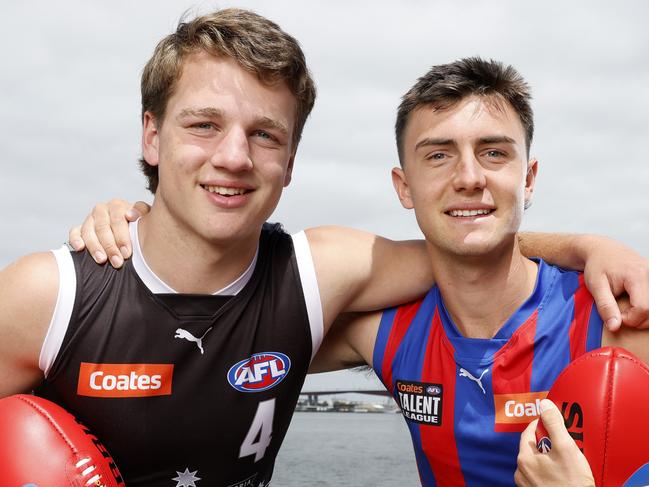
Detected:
left=36, top=223, right=317, bottom=486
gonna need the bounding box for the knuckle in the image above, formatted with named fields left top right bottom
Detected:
left=94, top=220, right=111, bottom=232
left=103, top=243, right=119, bottom=254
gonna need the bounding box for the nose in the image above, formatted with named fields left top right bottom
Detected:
left=211, top=127, right=253, bottom=172
left=452, top=152, right=486, bottom=193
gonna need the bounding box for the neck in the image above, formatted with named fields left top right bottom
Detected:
left=428, top=237, right=538, bottom=339
left=138, top=204, right=259, bottom=294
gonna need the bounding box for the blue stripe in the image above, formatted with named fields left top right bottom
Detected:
left=372, top=307, right=398, bottom=380
left=453, top=360, right=519, bottom=486
left=389, top=291, right=439, bottom=485
left=586, top=303, right=603, bottom=351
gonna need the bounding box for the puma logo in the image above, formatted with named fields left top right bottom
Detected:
left=174, top=327, right=213, bottom=355
left=459, top=367, right=489, bottom=395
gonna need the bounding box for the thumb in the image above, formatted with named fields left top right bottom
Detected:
left=588, top=276, right=622, bottom=331
left=538, top=399, right=571, bottom=444
left=127, top=200, right=151, bottom=221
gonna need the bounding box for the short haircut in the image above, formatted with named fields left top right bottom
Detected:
left=139, top=8, right=317, bottom=193
left=395, top=57, right=533, bottom=165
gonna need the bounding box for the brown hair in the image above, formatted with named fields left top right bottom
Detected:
left=395, top=57, right=533, bottom=165
left=139, top=8, right=317, bottom=193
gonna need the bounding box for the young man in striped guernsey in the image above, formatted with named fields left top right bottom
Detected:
left=313, top=57, right=649, bottom=486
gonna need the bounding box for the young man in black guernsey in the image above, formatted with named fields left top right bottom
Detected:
left=2, top=8, right=649, bottom=487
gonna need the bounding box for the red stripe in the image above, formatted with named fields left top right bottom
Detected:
left=568, top=275, right=594, bottom=361
left=382, top=299, right=423, bottom=394
left=492, top=311, right=538, bottom=432
left=419, top=311, right=466, bottom=487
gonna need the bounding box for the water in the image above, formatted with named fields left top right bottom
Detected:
left=273, top=412, right=420, bottom=486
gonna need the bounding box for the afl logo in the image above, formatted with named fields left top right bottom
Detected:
left=536, top=436, right=552, bottom=453
left=227, top=352, right=291, bottom=393
left=426, top=385, right=442, bottom=395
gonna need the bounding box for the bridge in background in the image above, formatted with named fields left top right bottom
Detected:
left=299, top=389, right=390, bottom=405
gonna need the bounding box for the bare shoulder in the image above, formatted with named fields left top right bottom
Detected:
left=304, top=225, right=377, bottom=253
left=0, top=252, right=59, bottom=313
left=0, top=252, right=59, bottom=395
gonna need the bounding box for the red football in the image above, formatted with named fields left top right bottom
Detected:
left=535, top=347, right=649, bottom=486
left=0, top=394, right=124, bottom=486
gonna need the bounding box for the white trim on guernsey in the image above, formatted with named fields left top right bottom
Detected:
left=39, top=246, right=77, bottom=377
left=130, top=219, right=257, bottom=296
left=291, top=231, right=324, bottom=360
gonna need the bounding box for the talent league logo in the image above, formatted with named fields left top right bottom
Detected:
left=227, top=352, right=291, bottom=393
left=395, top=379, right=443, bottom=426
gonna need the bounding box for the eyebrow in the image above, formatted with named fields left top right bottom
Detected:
left=414, top=138, right=455, bottom=151
left=478, top=135, right=516, bottom=145
left=414, top=135, right=517, bottom=152
left=255, top=116, right=289, bottom=137
left=177, top=107, right=225, bottom=120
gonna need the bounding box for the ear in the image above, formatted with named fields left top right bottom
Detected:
left=283, top=152, right=295, bottom=187
left=524, top=158, right=538, bottom=209
left=391, top=166, right=414, bottom=209
left=142, top=112, right=160, bottom=167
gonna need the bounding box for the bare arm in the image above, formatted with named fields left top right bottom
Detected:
left=519, top=233, right=649, bottom=330
left=309, top=311, right=381, bottom=374
left=0, top=253, right=58, bottom=397
left=69, top=200, right=649, bottom=332
left=309, top=226, right=649, bottom=333
left=305, top=226, right=432, bottom=331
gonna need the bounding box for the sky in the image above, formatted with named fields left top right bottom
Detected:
left=1, top=0, right=647, bottom=391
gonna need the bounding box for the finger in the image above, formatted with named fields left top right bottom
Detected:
left=80, top=214, right=107, bottom=264
left=621, top=278, right=649, bottom=328
left=518, top=418, right=539, bottom=453
left=68, top=226, right=85, bottom=251
left=107, top=200, right=134, bottom=260
left=622, top=307, right=649, bottom=329
left=128, top=200, right=151, bottom=221
left=514, top=467, right=530, bottom=487
left=90, top=203, right=124, bottom=268
left=516, top=421, right=538, bottom=487
left=587, top=276, right=622, bottom=331
left=538, top=399, right=573, bottom=447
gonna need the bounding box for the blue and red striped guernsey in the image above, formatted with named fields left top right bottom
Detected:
left=372, top=260, right=603, bottom=487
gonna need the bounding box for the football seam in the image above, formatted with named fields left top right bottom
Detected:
left=17, top=395, right=78, bottom=454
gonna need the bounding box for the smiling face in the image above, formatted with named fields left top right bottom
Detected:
left=393, top=95, right=537, bottom=259
left=141, top=52, right=297, bottom=245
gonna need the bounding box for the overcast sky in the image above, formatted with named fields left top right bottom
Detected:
left=1, top=0, right=647, bottom=390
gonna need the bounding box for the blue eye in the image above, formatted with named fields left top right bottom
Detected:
left=193, top=122, right=214, bottom=130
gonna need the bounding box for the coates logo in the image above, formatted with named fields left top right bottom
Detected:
left=227, top=352, right=291, bottom=393
left=77, top=362, right=174, bottom=398
left=494, top=391, right=548, bottom=432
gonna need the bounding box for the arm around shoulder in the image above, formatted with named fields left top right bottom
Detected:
left=0, top=252, right=59, bottom=397
left=309, top=311, right=381, bottom=374
left=305, top=226, right=432, bottom=331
